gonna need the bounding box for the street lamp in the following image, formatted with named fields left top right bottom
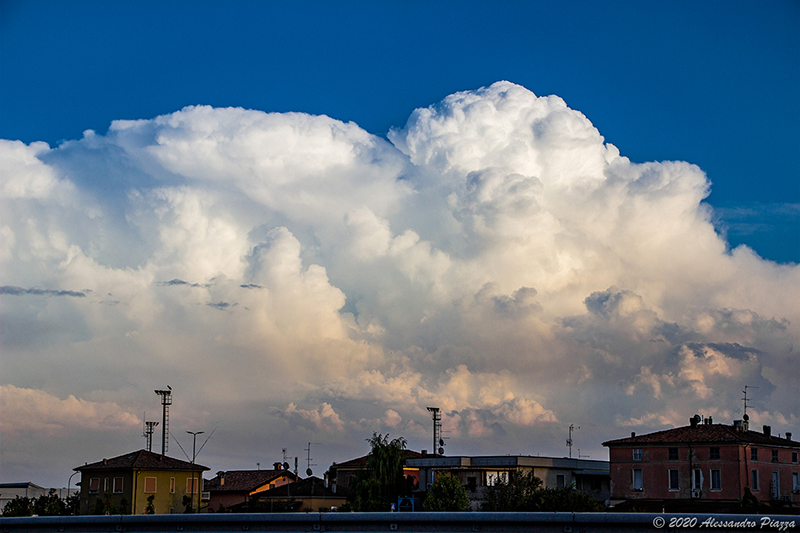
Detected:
left=67, top=472, right=78, bottom=514
left=186, top=431, right=204, bottom=512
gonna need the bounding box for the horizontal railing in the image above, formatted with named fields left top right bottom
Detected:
left=2, top=512, right=798, bottom=533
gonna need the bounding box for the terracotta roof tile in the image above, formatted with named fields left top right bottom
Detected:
left=251, top=476, right=340, bottom=499
left=75, top=449, right=208, bottom=472
left=204, top=470, right=297, bottom=492
left=603, top=424, right=799, bottom=447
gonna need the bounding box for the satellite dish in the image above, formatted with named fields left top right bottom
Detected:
left=306, top=468, right=313, bottom=476
left=283, top=462, right=290, bottom=470
left=439, top=439, right=444, bottom=446
left=438, top=447, right=444, bottom=455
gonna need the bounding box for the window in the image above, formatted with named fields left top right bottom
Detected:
left=709, top=447, right=720, bottom=460
left=89, top=478, right=100, bottom=494
left=103, top=478, right=109, bottom=493
left=556, top=474, right=565, bottom=488
left=793, top=472, right=799, bottom=493
left=793, top=452, right=798, bottom=463
left=113, top=477, right=123, bottom=493
left=668, top=448, right=679, bottom=461
left=751, top=448, right=758, bottom=461
left=144, top=477, right=157, bottom=493
left=772, top=450, right=779, bottom=463
left=170, top=477, right=175, bottom=493
left=633, top=469, right=643, bottom=491
left=752, top=470, right=759, bottom=491
left=186, top=477, right=199, bottom=494
left=669, top=469, right=679, bottom=490
left=693, top=469, right=702, bottom=490
left=633, top=449, right=642, bottom=461
left=486, top=471, right=508, bottom=486
left=710, top=469, right=721, bottom=490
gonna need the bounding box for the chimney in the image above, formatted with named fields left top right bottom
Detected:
left=786, top=432, right=792, bottom=441
left=733, top=420, right=742, bottom=431
left=763, top=425, right=771, bottom=437
left=708, top=416, right=713, bottom=425
left=631, top=432, right=636, bottom=438
left=274, top=462, right=282, bottom=470
left=103, top=458, right=107, bottom=465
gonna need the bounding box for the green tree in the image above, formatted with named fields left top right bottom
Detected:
left=2, top=496, right=33, bottom=517
left=349, top=433, right=409, bottom=511
left=481, top=471, right=602, bottom=512
left=65, top=492, right=81, bottom=515
left=33, top=489, right=67, bottom=516
left=144, top=495, right=155, bottom=514
left=423, top=475, right=470, bottom=511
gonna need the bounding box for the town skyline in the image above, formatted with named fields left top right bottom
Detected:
left=2, top=1, right=798, bottom=489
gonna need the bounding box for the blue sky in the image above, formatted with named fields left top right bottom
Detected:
left=2, top=0, right=798, bottom=261
left=1, top=1, right=799, bottom=489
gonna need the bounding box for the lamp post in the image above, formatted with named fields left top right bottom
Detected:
left=67, top=472, right=78, bottom=514
left=186, top=431, right=204, bottom=512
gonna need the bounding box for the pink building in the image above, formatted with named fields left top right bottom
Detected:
left=603, top=415, right=799, bottom=511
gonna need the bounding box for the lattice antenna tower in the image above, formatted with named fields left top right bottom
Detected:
left=154, top=387, right=172, bottom=455
left=427, top=407, right=445, bottom=455
left=143, top=417, right=159, bottom=453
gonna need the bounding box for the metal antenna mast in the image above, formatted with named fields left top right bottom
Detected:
left=567, top=424, right=579, bottom=459
left=155, top=387, right=172, bottom=455
left=741, top=385, right=758, bottom=430
left=427, top=407, right=445, bottom=455
left=305, top=442, right=320, bottom=477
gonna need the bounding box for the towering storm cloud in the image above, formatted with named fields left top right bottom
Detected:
left=1, top=82, right=797, bottom=482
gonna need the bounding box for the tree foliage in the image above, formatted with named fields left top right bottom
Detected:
left=2, top=490, right=77, bottom=517
left=481, top=471, right=603, bottom=512
left=423, top=474, right=470, bottom=511
left=349, top=433, right=411, bottom=511
left=2, top=496, right=33, bottom=517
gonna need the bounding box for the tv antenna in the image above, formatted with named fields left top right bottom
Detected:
left=567, top=424, right=579, bottom=459
left=427, top=407, right=445, bottom=455
left=305, top=442, right=320, bottom=477
left=742, top=385, right=758, bottom=419
left=154, top=387, right=172, bottom=455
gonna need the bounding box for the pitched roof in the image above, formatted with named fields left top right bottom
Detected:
left=331, top=450, right=424, bottom=468
left=251, top=476, right=340, bottom=499
left=204, top=470, right=297, bottom=492
left=603, top=424, right=799, bottom=447
left=74, top=450, right=209, bottom=472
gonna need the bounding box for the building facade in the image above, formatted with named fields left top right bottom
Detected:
left=203, top=466, right=297, bottom=512
left=74, top=450, right=208, bottom=515
left=603, top=415, right=800, bottom=510
left=404, top=454, right=610, bottom=510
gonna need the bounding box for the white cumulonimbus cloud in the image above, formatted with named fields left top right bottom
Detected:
left=1, top=82, right=797, bottom=483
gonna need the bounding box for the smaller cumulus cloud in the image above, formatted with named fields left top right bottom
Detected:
left=0, top=385, right=141, bottom=438
left=273, top=402, right=345, bottom=432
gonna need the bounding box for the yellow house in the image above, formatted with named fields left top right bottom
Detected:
left=75, top=449, right=209, bottom=515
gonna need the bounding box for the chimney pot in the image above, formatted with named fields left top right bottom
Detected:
left=631, top=432, right=636, bottom=438
left=763, top=425, right=771, bottom=437
left=786, top=432, right=792, bottom=441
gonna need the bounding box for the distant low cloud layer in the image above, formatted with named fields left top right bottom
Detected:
left=1, top=82, right=797, bottom=480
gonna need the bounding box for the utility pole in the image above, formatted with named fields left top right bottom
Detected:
left=186, top=430, right=204, bottom=513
